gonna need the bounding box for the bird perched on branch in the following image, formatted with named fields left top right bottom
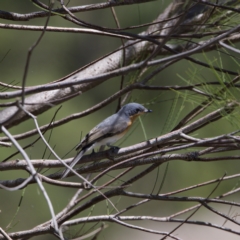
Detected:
left=61, top=102, right=152, bottom=178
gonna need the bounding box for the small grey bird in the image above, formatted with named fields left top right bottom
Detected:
left=61, top=102, right=152, bottom=178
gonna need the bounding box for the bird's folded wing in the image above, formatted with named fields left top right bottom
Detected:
left=76, top=115, right=130, bottom=150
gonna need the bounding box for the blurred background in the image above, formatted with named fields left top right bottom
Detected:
left=1, top=0, right=240, bottom=239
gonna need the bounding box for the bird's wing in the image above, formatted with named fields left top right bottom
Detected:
left=76, top=114, right=130, bottom=151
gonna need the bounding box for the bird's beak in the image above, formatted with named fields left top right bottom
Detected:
left=145, top=109, right=152, bottom=113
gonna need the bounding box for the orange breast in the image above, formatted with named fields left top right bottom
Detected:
left=120, top=112, right=143, bottom=136
left=130, top=112, right=144, bottom=122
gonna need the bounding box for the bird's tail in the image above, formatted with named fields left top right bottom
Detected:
left=61, top=149, right=86, bottom=179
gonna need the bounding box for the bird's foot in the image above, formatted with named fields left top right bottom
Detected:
left=110, top=145, right=120, bottom=154
left=106, top=146, right=120, bottom=160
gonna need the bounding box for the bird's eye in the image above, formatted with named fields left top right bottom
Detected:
left=136, top=108, right=142, bottom=114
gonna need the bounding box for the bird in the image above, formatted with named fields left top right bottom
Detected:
left=61, top=102, right=152, bottom=178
